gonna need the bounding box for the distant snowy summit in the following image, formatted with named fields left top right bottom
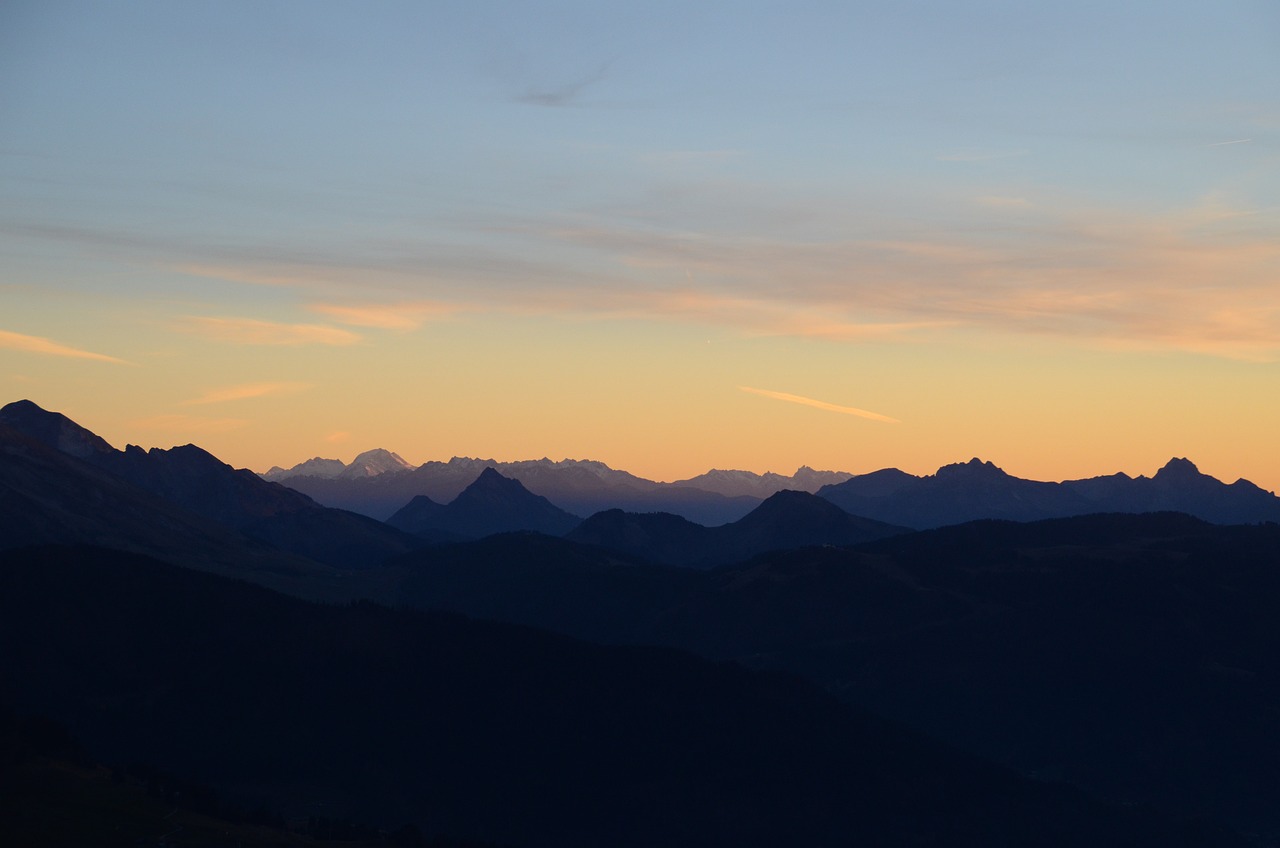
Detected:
left=673, top=465, right=854, bottom=499
left=263, top=448, right=413, bottom=482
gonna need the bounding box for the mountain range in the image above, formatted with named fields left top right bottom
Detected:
left=2, top=397, right=1278, bottom=845
left=818, top=456, right=1280, bottom=528
left=264, top=454, right=791, bottom=524
left=261, top=444, right=1280, bottom=530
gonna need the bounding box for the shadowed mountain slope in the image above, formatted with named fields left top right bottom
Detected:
left=0, top=422, right=351, bottom=596
left=0, top=544, right=1236, bottom=848
left=0, top=401, right=421, bottom=569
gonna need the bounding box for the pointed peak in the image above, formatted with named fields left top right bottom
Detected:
left=455, top=466, right=528, bottom=499
left=474, top=466, right=510, bottom=483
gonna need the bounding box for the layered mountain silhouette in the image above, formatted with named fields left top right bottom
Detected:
left=3, top=397, right=1278, bottom=842
left=266, top=443, right=1280, bottom=531
left=271, top=455, right=762, bottom=525
left=388, top=467, right=582, bottom=540
left=818, top=456, right=1280, bottom=528
left=568, top=489, right=908, bottom=567
left=0, top=400, right=421, bottom=571
left=0, top=544, right=1238, bottom=848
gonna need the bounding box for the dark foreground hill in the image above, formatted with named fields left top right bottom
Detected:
left=0, top=545, right=1233, bottom=848
left=395, top=514, right=1280, bottom=840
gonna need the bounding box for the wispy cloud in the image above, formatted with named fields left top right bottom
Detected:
left=513, top=63, right=611, bottom=107
left=325, top=430, right=351, bottom=444
left=176, top=317, right=360, bottom=346
left=183, top=381, right=311, bottom=405
left=536, top=192, right=1280, bottom=360
left=308, top=301, right=456, bottom=330
left=130, top=414, right=247, bottom=434
left=739, top=386, right=900, bottom=423
left=0, top=329, right=128, bottom=364
left=1207, top=138, right=1252, bottom=147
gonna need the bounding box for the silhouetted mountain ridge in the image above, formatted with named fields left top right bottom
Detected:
left=569, top=490, right=909, bottom=567
left=0, top=401, right=421, bottom=570
left=388, top=467, right=581, bottom=539
left=268, top=456, right=764, bottom=524
left=819, top=457, right=1280, bottom=528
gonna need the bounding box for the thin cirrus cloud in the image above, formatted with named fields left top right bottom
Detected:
left=183, top=381, right=311, bottom=406
left=176, top=317, right=360, bottom=346
left=512, top=63, right=611, bottom=108
left=739, top=386, right=900, bottom=424
left=539, top=194, right=1280, bottom=360
left=0, top=329, right=129, bottom=364
left=308, top=302, right=457, bottom=330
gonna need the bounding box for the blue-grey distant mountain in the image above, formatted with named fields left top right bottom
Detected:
left=568, top=490, right=909, bottom=568
left=1060, top=457, right=1280, bottom=524
left=818, top=457, right=1280, bottom=529
left=268, top=456, right=762, bottom=525
left=0, top=400, right=421, bottom=570
left=388, top=467, right=581, bottom=539
left=262, top=455, right=346, bottom=480
left=671, top=466, right=854, bottom=499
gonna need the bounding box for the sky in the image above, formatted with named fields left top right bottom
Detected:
left=2, top=1, right=1278, bottom=489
